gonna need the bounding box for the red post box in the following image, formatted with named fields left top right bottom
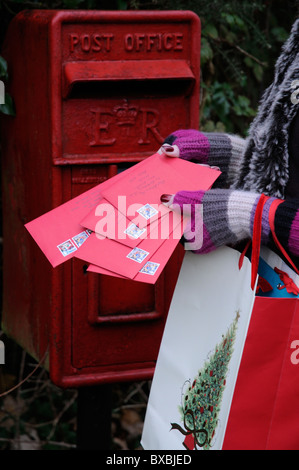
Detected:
left=1, top=10, right=201, bottom=388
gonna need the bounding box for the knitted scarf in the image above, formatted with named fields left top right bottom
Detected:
left=233, top=18, right=299, bottom=199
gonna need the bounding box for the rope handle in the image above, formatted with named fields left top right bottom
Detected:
left=239, top=194, right=299, bottom=290
left=268, top=199, right=299, bottom=276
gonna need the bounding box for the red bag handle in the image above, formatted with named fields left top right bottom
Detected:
left=250, top=194, right=270, bottom=289
left=268, top=199, right=299, bottom=276
left=239, top=194, right=299, bottom=290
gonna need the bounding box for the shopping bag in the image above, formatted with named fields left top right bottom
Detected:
left=222, top=198, right=299, bottom=449
left=141, top=246, right=256, bottom=450
left=223, top=248, right=299, bottom=450
left=141, top=194, right=299, bottom=450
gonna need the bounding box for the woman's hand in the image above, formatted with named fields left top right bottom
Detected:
left=160, top=193, right=175, bottom=206
left=158, top=129, right=210, bottom=162
left=159, top=143, right=180, bottom=158
left=159, top=144, right=219, bottom=172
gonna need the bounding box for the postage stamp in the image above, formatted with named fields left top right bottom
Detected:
left=124, top=223, right=146, bottom=239
left=57, top=239, right=77, bottom=257
left=126, top=247, right=150, bottom=263
left=137, top=203, right=158, bottom=220
left=72, top=230, right=90, bottom=248
left=139, top=261, right=160, bottom=275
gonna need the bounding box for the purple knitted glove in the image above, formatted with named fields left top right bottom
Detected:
left=161, top=129, right=246, bottom=187
left=162, top=129, right=211, bottom=161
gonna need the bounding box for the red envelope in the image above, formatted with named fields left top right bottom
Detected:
left=75, top=211, right=186, bottom=279
left=25, top=153, right=220, bottom=270
left=25, top=184, right=103, bottom=267
left=101, top=153, right=220, bottom=229
left=25, top=162, right=143, bottom=267
left=87, top=235, right=184, bottom=285
left=80, top=197, right=168, bottom=249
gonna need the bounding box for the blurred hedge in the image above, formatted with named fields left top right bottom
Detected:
left=0, top=0, right=298, bottom=134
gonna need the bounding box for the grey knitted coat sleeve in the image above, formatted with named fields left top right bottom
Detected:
left=162, top=19, right=299, bottom=197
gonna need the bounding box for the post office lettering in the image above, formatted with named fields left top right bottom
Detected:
left=69, top=33, right=114, bottom=53
left=124, top=32, right=183, bottom=52
left=69, top=32, right=183, bottom=54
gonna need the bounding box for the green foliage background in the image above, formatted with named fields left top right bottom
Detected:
left=0, top=0, right=298, bottom=134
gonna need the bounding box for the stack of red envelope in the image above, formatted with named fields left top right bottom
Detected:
left=25, top=153, right=220, bottom=284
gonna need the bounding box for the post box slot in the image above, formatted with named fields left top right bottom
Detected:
left=117, top=162, right=138, bottom=174
left=66, top=79, right=194, bottom=100
left=63, top=60, right=195, bottom=98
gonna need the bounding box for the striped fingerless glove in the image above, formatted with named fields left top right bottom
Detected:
left=163, top=129, right=246, bottom=187
left=172, top=189, right=299, bottom=261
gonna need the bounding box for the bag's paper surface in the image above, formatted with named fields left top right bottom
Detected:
left=141, top=247, right=256, bottom=450
left=222, top=295, right=299, bottom=450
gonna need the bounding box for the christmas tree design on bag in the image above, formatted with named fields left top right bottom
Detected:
left=170, top=311, right=240, bottom=450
